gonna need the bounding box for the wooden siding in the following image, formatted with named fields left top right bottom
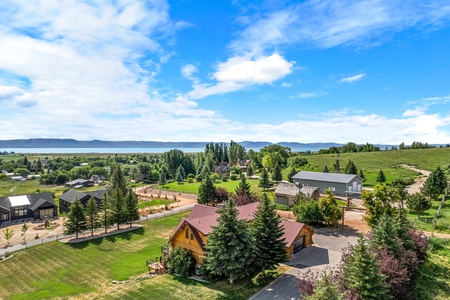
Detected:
left=170, top=222, right=207, bottom=264
left=286, top=226, right=314, bottom=258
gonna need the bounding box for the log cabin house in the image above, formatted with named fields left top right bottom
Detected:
left=168, top=202, right=314, bottom=266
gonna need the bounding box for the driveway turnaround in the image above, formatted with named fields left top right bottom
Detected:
left=250, top=228, right=358, bottom=300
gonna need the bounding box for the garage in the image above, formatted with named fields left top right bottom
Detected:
left=293, top=235, right=305, bottom=253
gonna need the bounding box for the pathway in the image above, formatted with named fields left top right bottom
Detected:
left=401, top=164, right=431, bottom=194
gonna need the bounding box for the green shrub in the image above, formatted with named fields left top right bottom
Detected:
left=187, top=173, right=195, bottom=179
left=187, top=178, right=194, bottom=183
left=275, top=204, right=291, bottom=211
left=222, top=176, right=228, bottom=182
left=167, top=247, right=196, bottom=277
left=196, top=175, right=203, bottom=182
left=230, top=174, right=237, bottom=181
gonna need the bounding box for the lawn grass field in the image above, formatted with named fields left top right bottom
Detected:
left=157, top=178, right=262, bottom=194
left=0, top=211, right=281, bottom=300
left=415, top=237, right=450, bottom=300
left=407, top=194, right=450, bottom=233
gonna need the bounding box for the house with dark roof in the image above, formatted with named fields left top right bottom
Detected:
left=168, top=202, right=314, bottom=266
left=59, top=187, right=106, bottom=213
left=0, top=192, right=57, bottom=222
left=237, top=159, right=251, bottom=171
left=292, top=171, right=363, bottom=197
left=65, top=178, right=94, bottom=188
left=275, top=182, right=320, bottom=205
left=213, top=162, right=230, bottom=177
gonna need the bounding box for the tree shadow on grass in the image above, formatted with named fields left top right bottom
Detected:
left=67, top=236, right=104, bottom=249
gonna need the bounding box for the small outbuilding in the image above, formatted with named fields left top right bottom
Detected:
left=292, top=171, right=363, bottom=197
left=274, top=182, right=320, bottom=206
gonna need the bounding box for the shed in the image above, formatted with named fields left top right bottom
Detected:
left=292, top=171, right=363, bottom=197
left=275, top=182, right=320, bottom=206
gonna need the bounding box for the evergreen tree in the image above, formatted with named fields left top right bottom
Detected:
left=23, top=156, right=29, bottom=168
left=110, top=164, right=127, bottom=198
left=287, top=167, right=297, bottom=183
left=176, top=164, right=186, bottom=180
left=159, top=170, right=167, bottom=187
left=64, top=199, right=88, bottom=239
left=259, top=168, right=271, bottom=190
left=198, top=174, right=217, bottom=205
left=333, top=158, right=340, bottom=173
left=271, top=164, right=282, bottom=182
left=421, top=166, right=448, bottom=199
left=201, top=165, right=210, bottom=177
left=235, top=174, right=251, bottom=197
left=343, top=236, right=390, bottom=300
left=175, top=170, right=183, bottom=184
left=304, top=271, right=343, bottom=300
left=85, top=197, right=100, bottom=236
left=323, top=165, right=329, bottom=173
left=36, top=158, right=43, bottom=173
left=100, top=194, right=111, bottom=234
left=246, top=164, right=254, bottom=177
left=407, top=192, right=432, bottom=218
left=359, top=169, right=365, bottom=182
left=110, top=186, right=126, bottom=230
left=252, top=194, right=287, bottom=276
left=202, top=199, right=255, bottom=284
left=344, top=160, right=358, bottom=175
left=370, top=213, right=402, bottom=256
left=124, top=188, right=140, bottom=227
left=376, top=169, right=386, bottom=184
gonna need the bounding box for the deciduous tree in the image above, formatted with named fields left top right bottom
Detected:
left=3, top=228, right=14, bottom=247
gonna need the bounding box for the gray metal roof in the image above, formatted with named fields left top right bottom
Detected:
left=292, top=171, right=361, bottom=184
left=0, top=192, right=55, bottom=211
left=59, top=189, right=90, bottom=204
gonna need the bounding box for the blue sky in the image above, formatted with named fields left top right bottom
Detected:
left=0, top=0, right=450, bottom=144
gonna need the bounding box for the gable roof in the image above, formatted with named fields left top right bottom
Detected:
left=292, top=171, right=361, bottom=184
left=275, top=182, right=300, bottom=196
left=29, top=197, right=55, bottom=211
left=59, top=189, right=90, bottom=204
left=0, top=192, right=55, bottom=211
left=65, top=179, right=89, bottom=186
left=85, top=187, right=106, bottom=200
left=281, top=220, right=305, bottom=247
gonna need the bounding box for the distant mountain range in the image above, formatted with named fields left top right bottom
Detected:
left=0, top=138, right=346, bottom=150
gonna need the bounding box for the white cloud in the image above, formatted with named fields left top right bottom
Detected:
left=403, top=107, right=427, bottom=117
left=290, top=92, right=328, bottom=99
left=187, top=54, right=294, bottom=99
left=340, top=73, right=366, bottom=83
left=0, top=85, right=24, bottom=100
left=181, top=64, right=198, bottom=79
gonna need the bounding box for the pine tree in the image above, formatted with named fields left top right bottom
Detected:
left=175, top=170, right=183, bottom=184
left=198, top=174, right=217, bottom=205
left=333, top=158, right=340, bottom=173
left=252, top=194, right=287, bottom=276
left=110, top=186, right=126, bottom=230
left=125, top=188, right=140, bottom=227
left=421, top=167, right=448, bottom=199
left=344, top=160, right=358, bottom=175
left=85, top=197, right=100, bottom=236
left=343, top=236, right=390, bottom=300
left=159, top=170, right=167, bottom=187
left=64, top=199, right=88, bottom=239
left=323, top=165, right=329, bottom=173
left=288, top=167, right=297, bottom=183
left=259, top=168, right=271, bottom=190
left=176, top=164, right=186, bottom=180
left=246, top=164, right=254, bottom=177
left=101, top=194, right=111, bottom=234
left=110, top=164, right=127, bottom=198
left=235, top=174, right=251, bottom=197
left=376, top=169, right=386, bottom=183
left=359, top=169, right=365, bottom=182
left=407, top=192, right=432, bottom=218
left=271, top=164, right=282, bottom=182
left=370, top=213, right=402, bottom=256
left=202, top=199, right=255, bottom=283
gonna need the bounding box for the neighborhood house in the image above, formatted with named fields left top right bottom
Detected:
left=0, top=192, right=57, bottom=222
left=168, top=202, right=314, bottom=268
left=292, top=171, right=363, bottom=197
left=59, top=187, right=106, bottom=213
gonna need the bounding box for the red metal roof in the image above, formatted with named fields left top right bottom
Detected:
left=280, top=220, right=305, bottom=247
left=188, top=204, right=218, bottom=219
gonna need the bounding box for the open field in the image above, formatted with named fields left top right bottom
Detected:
left=0, top=211, right=282, bottom=300
left=157, top=178, right=262, bottom=194
left=407, top=194, right=450, bottom=233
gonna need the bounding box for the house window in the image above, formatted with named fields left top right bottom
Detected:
left=14, top=206, right=28, bottom=216
left=328, top=187, right=335, bottom=191
left=1, top=213, right=9, bottom=221
left=40, top=208, right=53, bottom=217
left=185, top=228, right=189, bottom=239
left=190, top=233, right=194, bottom=240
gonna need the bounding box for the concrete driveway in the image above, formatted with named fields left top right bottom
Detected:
left=250, top=227, right=358, bottom=300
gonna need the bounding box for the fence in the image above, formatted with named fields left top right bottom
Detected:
left=0, top=205, right=194, bottom=256
left=145, top=185, right=197, bottom=195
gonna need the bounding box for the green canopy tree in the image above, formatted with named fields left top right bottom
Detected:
left=202, top=199, right=255, bottom=284
left=21, top=223, right=28, bottom=243
left=287, top=167, right=297, bottom=183
left=343, top=236, right=390, bottom=300
left=407, top=192, right=432, bottom=218
left=198, top=174, right=217, bottom=205
left=304, top=271, right=343, bottom=300
left=125, top=188, right=140, bottom=227
left=252, top=194, right=287, bottom=276
left=3, top=228, right=15, bottom=247
left=319, top=190, right=343, bottom=226
left=85, top=197, right=100, bottom=236
left=359, top=169, right=366, bottom=182
left=64, top=199, right=88, bottom=239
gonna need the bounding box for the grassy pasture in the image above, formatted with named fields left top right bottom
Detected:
left=157, top=178, right=262, bottom=194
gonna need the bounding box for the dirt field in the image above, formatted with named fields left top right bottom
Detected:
left=134, top=186, right=198, bottom=209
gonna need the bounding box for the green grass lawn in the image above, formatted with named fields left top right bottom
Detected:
left=0, top=211, right=280, bottom=300
left=157, top=178, right=262, bottom=194
left=407, top=195, right=450, bottom=234
left=415, top=237, right=450, bottom=300
left=137, top=198, right=174, bottom=209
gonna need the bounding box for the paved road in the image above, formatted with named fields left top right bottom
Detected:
left=250, top=228, right=358, bottom=300
left=0, top=204, right=195, bottom=256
